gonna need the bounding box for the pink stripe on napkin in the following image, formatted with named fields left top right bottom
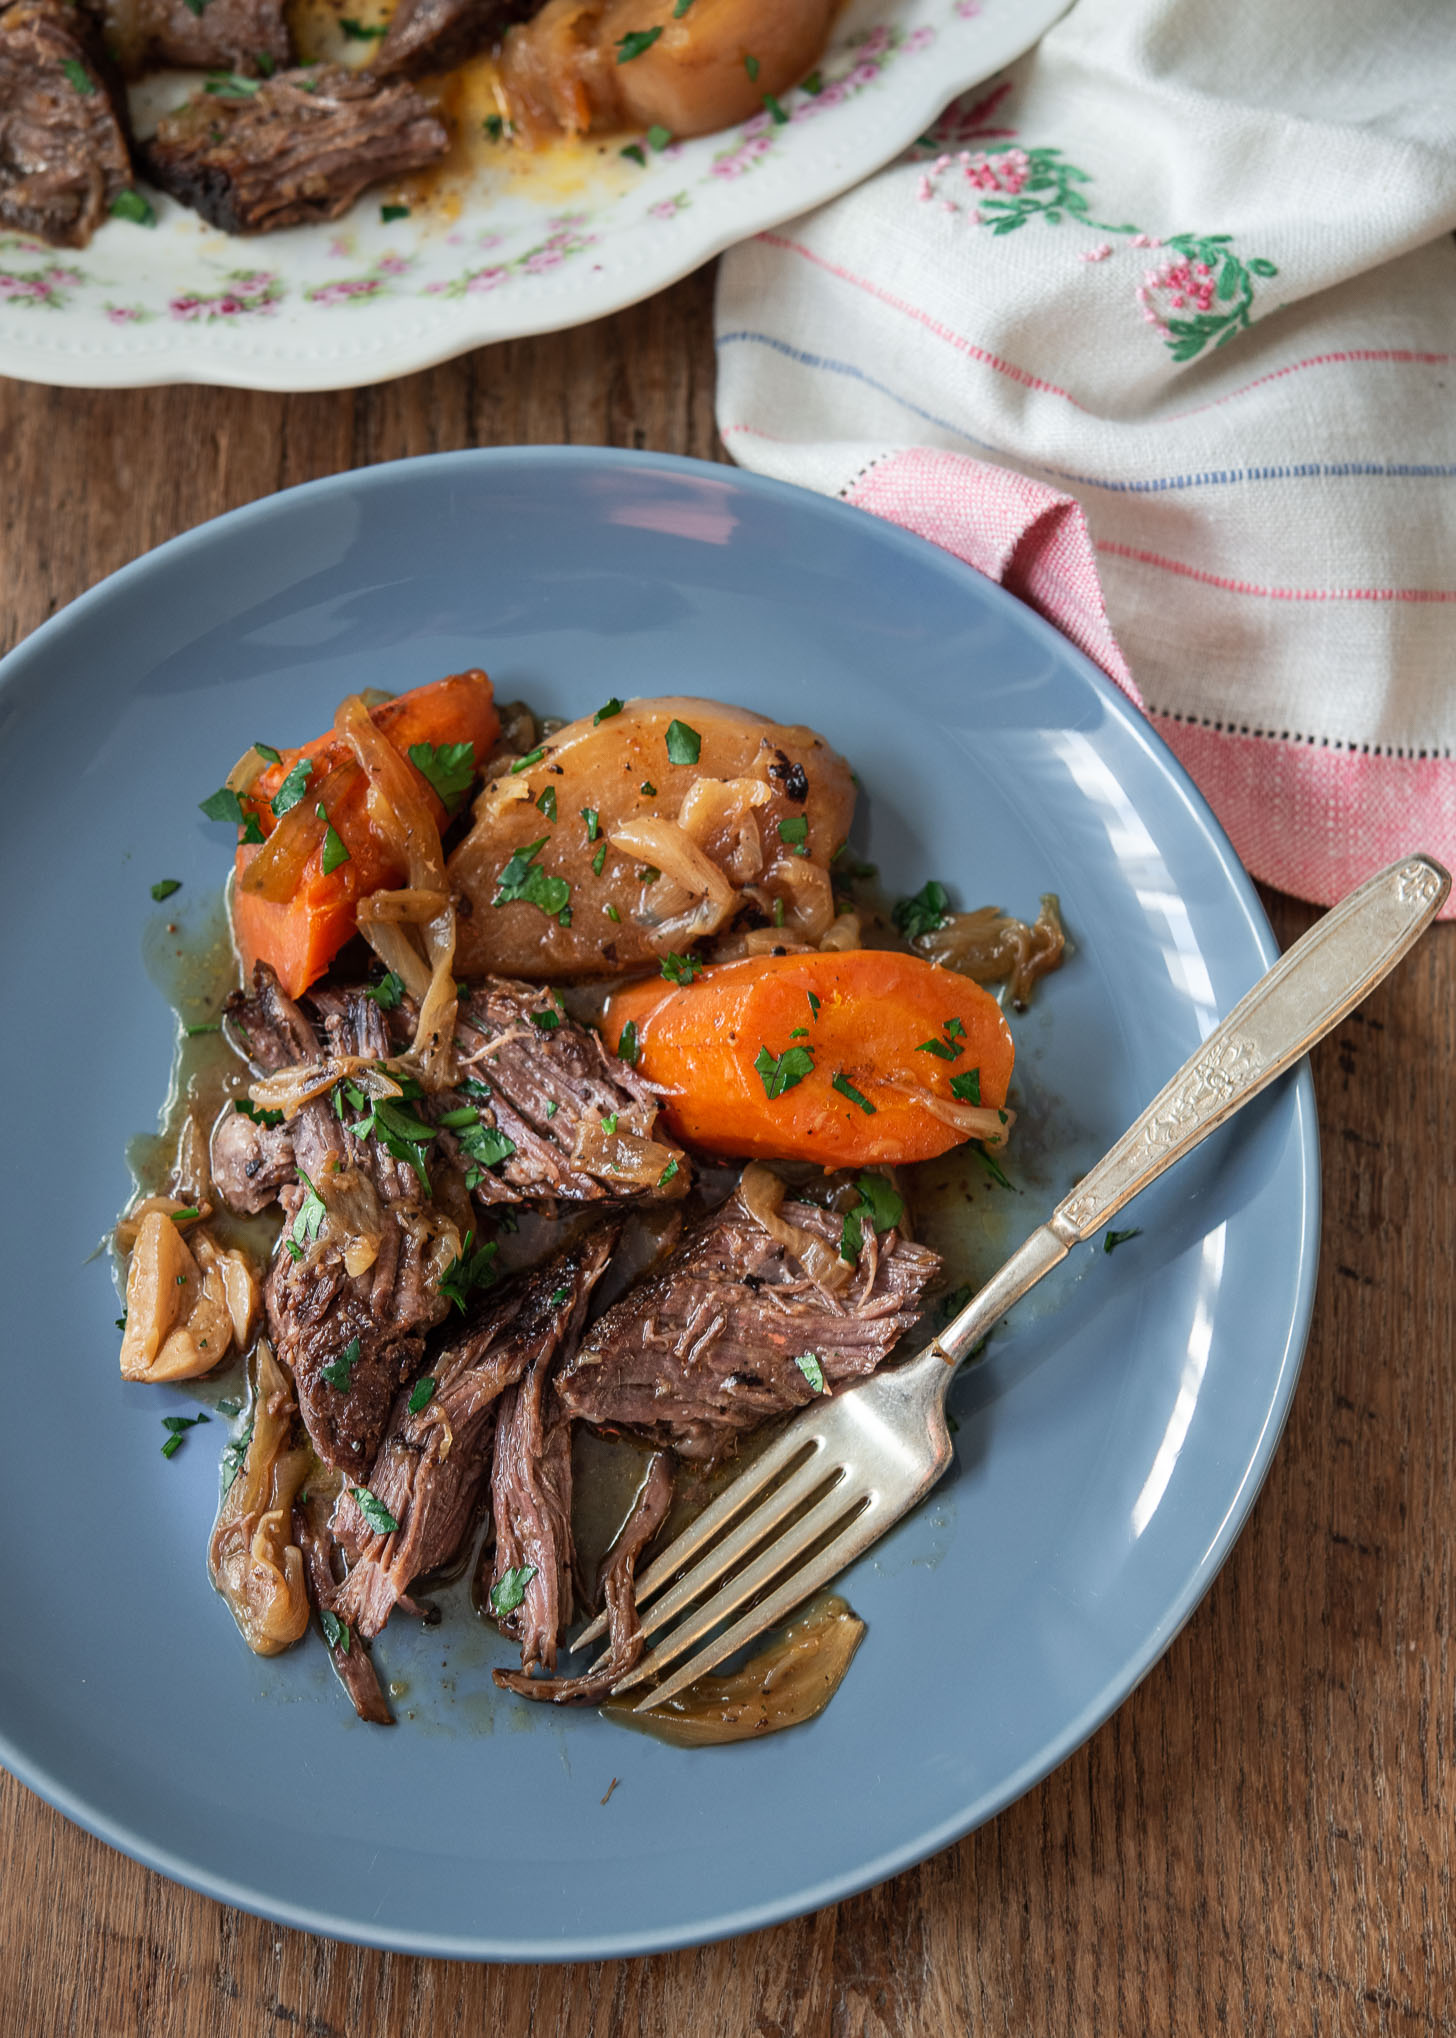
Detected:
left=844, top=447, right=1455, bottom=918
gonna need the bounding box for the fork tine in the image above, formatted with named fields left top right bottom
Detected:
left=629, top=1503, right=890, bottom=1714
left=610, top=1478, right=868, bottom=1695
left=570, top=1422, right=827, bottom=1653
left=575, top=1448, right=851, bottom=1678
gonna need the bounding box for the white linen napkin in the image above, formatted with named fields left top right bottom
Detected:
left=715, top=0, right=1456, bottom=910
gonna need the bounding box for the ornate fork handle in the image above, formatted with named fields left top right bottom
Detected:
left=934, top=855, right=1449, bottom=1370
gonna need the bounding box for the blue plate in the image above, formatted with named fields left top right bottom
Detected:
left=0, top=449, right=1317, bottom=1959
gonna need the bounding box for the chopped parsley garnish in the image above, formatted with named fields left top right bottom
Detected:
left=795, top=1352, right=826, bottom=1394
left=510, top=746, right=546, bottom=774
left=363, top=970, right=405, bottom=1009
left=606, top=903, right=621, bottom=922
left=490, top=1564, right=536, bottom=1617
left=1104, top=1226, right=1143, bottom=1255
left=169, top=1206, right=201, bottom=1224
left=974, top=1144, right=1012, bottom=1189
left=659, top=1158, right=679, bottom=1185
left=234, top=1096, right=284, bottom=1128
left=408, top=1375, right=436, bottom=1415
left=763, top=92, right=788, bottom=124
left=270, top=758, right=312, bottom=817
left=950, top=1068, right=981, bottom=1105
left=592, top=842, right=608, bottom=876
left=381, top=203, right=410, bottom=223
left=439, top=1231, right=500, bottom=1312
left=620, top=143, right=646, bottom=166
left=601, top=1111, right=619, bottom=1136
left=638, top=864, right=660, bottom=884
left=110, top=189, right=157, bottom=226
left=256, top=49, right=275, bottom=72
left=618, top=1020, right=639, bottom=1065
left=204, top=69, right=261, bottom=96
left=217, top=1397, right=241, bottom=1417
left=640, top=780, right=657, bottom=798
left=536, top=784, right=558, bottom=822
left=528, top=1005, right=561, bottom=1031
left=615, top=25, right=662, bottom=61
left=581, top=806, right=600, bottom=842
left=151, top=878, right=181, bottom=901
left=893, top=879, right=950, bottom=940
left=460, top=1076, right=493, bottom=1101
left=185, top=1022, right=219, bottom=1036
left=352, top=1486, right=400, bottom=1536
left=594, top=697, right=623, bottom=724
left=63, top=56, right=95, bottom=92
left=673, top=0, right=693, bottom=13
left=493, top=837, right=570, bottom=922
left=365, top=1097, right=436, bottom=1190
left=221, top=1422, right=253, bottom=1493
left=199, top=785, right=246, bottom=825
left=286, top=1167, right=327, bottom=1261
left=946, top=1017, right=965, bottom=1041
left=789, top=1027, right=808, bottom=1039
left=754, top=1043, right=814, bottom=1099
left=664, top=718, right=702, bottom=766
left=550, top=1286, right=570, bottom=1306
left=484, top=113, right=505, bottom=139
left=777, top=815, right=808, bottom=850
left=660, top=951, right=703, bottom=985
left=772, top=897, right=785, bottom=927
left=320, top=1610, right=351, bottom=1655
left=458, top=1121, right=517, bottom=1177
left=807, top=991, right=821, bottom=1020
left=408, top=738, right=476, bottom=815
left=436, top=1106, right=478, bottom=1130
left=159, top=1411, right=209, bottom=1460
left=801, top=67, right=822, bottom=93
left=319, top=1337, right=360, bottom=1393
left=546, top=1100, right=558, bottom=1119
left=646, top=123, right=672, bottom=150
left=839, top=1172, right=905, bottom=1265
left=240, top=811, right=265, bottom=845
left=743, top=52, right=760, bottom=80
left=917, top=1036, right=957, bottom=1060
left=317, top=804, right=350, bottom=875
left=832, top=1071, right=875, bottom=1114
left=340, top=13, right=386, bottom=32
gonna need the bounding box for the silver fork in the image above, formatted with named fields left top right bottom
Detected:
left=574, top=853, right=1450, bottom=1714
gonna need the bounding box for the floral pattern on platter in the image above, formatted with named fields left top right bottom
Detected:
left=306, top=252, right=414, bottom=309
left=0, top=259, right=85, bottom=309
left=169, top=271, right=282, bottom=322
left=424, top=214, right=596, bottom=300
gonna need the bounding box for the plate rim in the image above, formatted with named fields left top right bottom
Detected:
left=0, top=446, right=1321, bottom=1958
left=0, top=0, right=1073, bottom=393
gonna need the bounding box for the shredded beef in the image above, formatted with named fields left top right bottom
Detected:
left=495, top=1448, right=673, bottom=1704
left=557, top=1189, right=941, bottom=1461
left=331, top=1219, right=618, bottom=1639
left=294, top=1502, right=392, bottom=1724
left=374, top=0, right=535, bottom=78
left=98, top=0, right=290, bottom=76
left=141, top=67, right=446, bottom=235
left=0, top=0, right=131, bottom=249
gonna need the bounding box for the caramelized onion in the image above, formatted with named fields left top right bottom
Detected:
left=766, top=852, right=835, bottom=943
left=336, top=693, right=458, bottom=1087
left=209, top=1340, right=311, bottom=1656
left=819, top=912, right=862, bottom=952
left=737, top=1162, right=852, bottom=1295
left=572, top=1117, right=682, bottom=1189
left=676, top=774, right=773, bottom=883
left=239, top=759, right=362, bottom=904
left=916, top=894, right=1066, bottom=1009
left=887, top=1081, right=1016, bottom=1147
left=607, top=816, right=737, bottom=949
left=249, top=1055, right=405, bottom=1120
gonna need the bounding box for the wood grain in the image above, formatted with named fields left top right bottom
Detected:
left=2, top=268, right=1451, bottom=2037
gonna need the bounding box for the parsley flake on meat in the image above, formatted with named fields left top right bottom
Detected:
left=320, top=1336, right=361, bottom=1391
left=235, top=1096, right=284, bottom=1128
left=795, top=1352, right=826, bottom=1394
left=353, top=1487, right=400, bottom=1536
left=839, top=1171, right=904, bottom=1265
left=754, top=1044, right=815, bottom=1099
left=490, top=1564, right=536, bottom=1617
left=408, top=1375, right=436, bottom=1415
left=286, top=1167, right=328, bottom=1261
left=321, top=1610, right=352, bottom=1654
left=409, top=739, right=476, bottom=815
left=363, top=971, right=405, bottom=1009
left=439, top=1232, right=500, bottom=1312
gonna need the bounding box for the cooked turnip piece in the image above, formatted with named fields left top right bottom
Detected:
left=447, top=695, right=855, bottom=979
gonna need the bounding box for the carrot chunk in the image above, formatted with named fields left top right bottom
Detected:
left=231, top=671, right=499, bottom=998
left=603, top=949, right=1015, bottom=1167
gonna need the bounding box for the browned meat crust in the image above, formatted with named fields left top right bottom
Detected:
left=294, top=1502, right=393, bottom=1724
left=373, top=0, right=534, bottom=78
left=141, top=67, right=447, bottom=235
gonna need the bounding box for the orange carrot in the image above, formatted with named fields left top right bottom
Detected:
left=232, top=671, right=499, bottom=998
left=603, top=949, right=1015, bottom=1167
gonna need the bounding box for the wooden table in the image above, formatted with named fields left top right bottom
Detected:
left=2, top=269, right=1450, bottom=2038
